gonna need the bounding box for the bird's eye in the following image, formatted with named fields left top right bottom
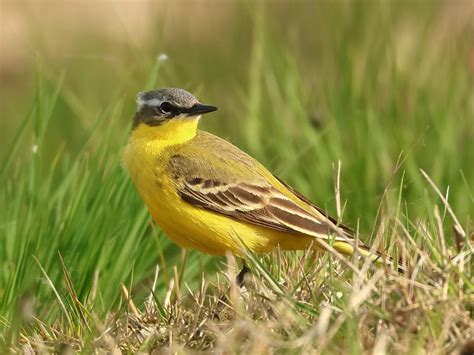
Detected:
left=160, top=102, right=173, bottom=114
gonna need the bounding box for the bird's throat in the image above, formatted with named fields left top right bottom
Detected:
left=131, top=117, right=200, bottom=147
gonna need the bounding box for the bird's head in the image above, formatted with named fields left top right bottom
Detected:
left=133, top=88, right=217, bottom=129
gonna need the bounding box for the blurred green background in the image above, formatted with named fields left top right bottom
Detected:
left=1, top=0, right=473, bottom=330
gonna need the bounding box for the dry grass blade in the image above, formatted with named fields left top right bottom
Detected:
left=121, top=284, right=140, bottom=318
left=420, top=169, right=466, bottom=239
left=333, top=160, right=342, bottom=221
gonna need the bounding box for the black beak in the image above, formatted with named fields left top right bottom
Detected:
left=183, top=103, right=218, bottom=116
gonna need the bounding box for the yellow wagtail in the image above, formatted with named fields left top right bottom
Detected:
left=123, top=88, right=403, bottom=275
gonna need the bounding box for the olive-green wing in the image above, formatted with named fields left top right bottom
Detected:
left=168, top=152, right=342, bottom=240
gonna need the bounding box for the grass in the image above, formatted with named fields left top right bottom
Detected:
left=1, top=1, right=473, bottom=353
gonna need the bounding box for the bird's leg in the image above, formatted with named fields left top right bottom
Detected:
left=236, top=264, right=250, bottom=288
left=212, top=263, right=250, bottom=319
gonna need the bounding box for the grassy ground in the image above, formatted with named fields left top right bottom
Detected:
left=1, top=1, right=473, bottom=353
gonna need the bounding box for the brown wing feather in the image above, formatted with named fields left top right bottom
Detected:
left=178, top=178, right=331, bottom=237
left=272, top=174, right=355, bottom=238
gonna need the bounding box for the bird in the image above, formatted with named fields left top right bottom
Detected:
left=122, top=88, right=403, bottom=278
